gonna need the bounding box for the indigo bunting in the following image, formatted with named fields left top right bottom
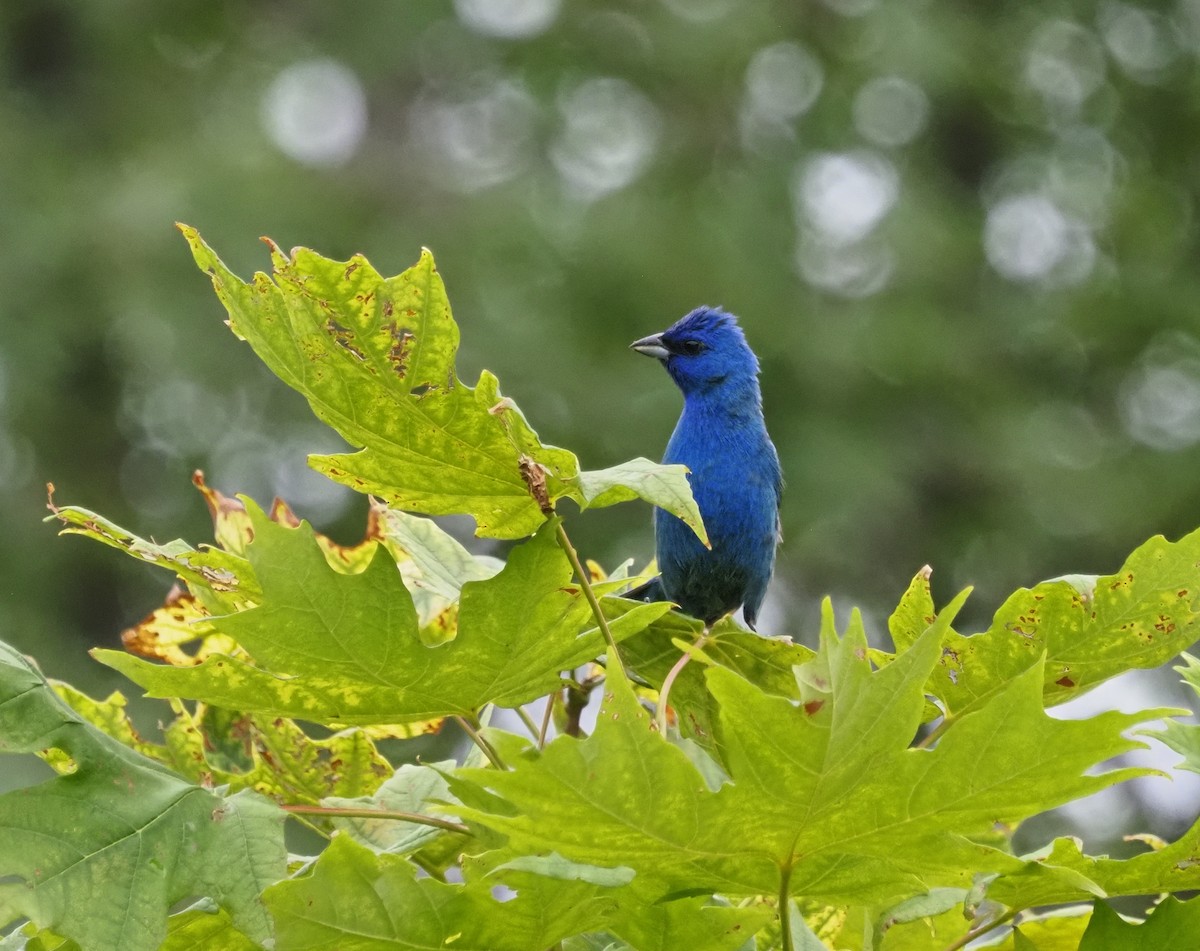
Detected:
left=629, top=307, right=782, bottom=631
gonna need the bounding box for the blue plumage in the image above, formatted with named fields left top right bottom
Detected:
left=629, top=306, right=782, bottom=630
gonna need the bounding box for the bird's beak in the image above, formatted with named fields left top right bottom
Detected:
left=630, top=332, right=669, bottom=360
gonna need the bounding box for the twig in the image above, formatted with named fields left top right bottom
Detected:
left=565, top=678, right=590, bottom=738
left=281, top=803, right=470, bottom=836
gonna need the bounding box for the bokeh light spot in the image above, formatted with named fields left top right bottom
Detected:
left=658, top=0, right=737, bottom=24
left=453, top=0, right=561, bottom=39
left=410, top=79, right=537, bottom=192
left=984, top=194, right=1095, bottom=285
left=794, top=151, right=899, bottom=246
left=745, top=42, right=824, bottom=122
left=550, top=77, right=661, bottom=201
left=795, top=233, right=894, bottom=298
left=1025, top=20, right=1106, bottom=113
left=853, top=76, right=929, bottom=147
left=1120, top=335, right=1200, bottom=450
left=261, top=58, right=368, bottom=167
left=819, top=0, right=878, bottom=16
left=1099, top=2, right=1177, bottom=80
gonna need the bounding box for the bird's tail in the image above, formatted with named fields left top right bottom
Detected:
left=623, top=576, right=667, bottom=604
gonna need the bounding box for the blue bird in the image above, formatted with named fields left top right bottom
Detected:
left=628, top=306, right=782, bottom=631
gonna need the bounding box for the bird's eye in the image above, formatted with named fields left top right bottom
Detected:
left=679, top=340, right=704, bottom=356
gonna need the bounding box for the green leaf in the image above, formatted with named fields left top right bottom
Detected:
left=1150, top=653, right=1200, bottom=773
left=0, top=925, right=78, bottom=951
left=976, top=908, right=1093, bottom=950
left=0, top=641, right=285, bottom=951
left=887, top=566, right=937, bottom=653
left=160, top=906, right=261, bottom=951
left=1079, top=897, right=1200, bottom=949
left=266, top=834, right=616, bottom=949
left=97, top=506, right=671, bottom=724
left=620, top=613, right=813, bottom=756
left=494, top=853, right=636, bottom=887
left=322, top=760, right=459, bottom=855
left=373, top=503, right=502, bottom=611
left=606, top=894, right=774, bottom=951
left=576, top=457, right=708, bottom=547
left=880, top=887, right=968, bottom=929
left=455, top=602, right=1171, bottom=912
left=986, top=822, right=1200, bottom=910
left=929, top=528, right=1200, bottom=722
left=182, top=226, right=704, bottom=541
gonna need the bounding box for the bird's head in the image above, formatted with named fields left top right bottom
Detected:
left=630, top=306, right=760, bottom=396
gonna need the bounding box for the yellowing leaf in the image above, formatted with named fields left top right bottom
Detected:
left=96, top=504, right=671, bottom=724
left=181, top=226, right=704, bottom=541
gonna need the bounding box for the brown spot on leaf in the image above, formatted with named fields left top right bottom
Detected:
left=390, top=328, right=415, bottom=378
left=1056, top=675, right=1075, bottom=688
left=803, top=699, right=825, bottom=716
left=344, top=262, right=360, bottom=279
left=326, top=317, right=367, bottom=361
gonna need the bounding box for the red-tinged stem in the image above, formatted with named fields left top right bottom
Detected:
left=655, top=630, right=710, bottom=735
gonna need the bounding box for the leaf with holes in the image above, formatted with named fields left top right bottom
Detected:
left=182, top=226, right=704, bottom=541
left=918, top=528, right=1200, bottom=727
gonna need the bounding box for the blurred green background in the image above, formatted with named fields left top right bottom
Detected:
left=3, top=0, right=1200, bottom=838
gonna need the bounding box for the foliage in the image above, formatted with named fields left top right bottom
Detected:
left=4, top=233, right=1200, bottom=950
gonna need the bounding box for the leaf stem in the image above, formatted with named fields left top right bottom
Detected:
left=512, top=704, right=540, bottom=741
left=655, top=629, right=710, bottom=735
left=916, top=715, right=952, bottom=749
left=553, top=521, right=624, bottom=671
left=778, top=862, right=794, bottom=951
left=455, top=714, right=507, bottom=770
left=281, top=803, right=470, bottom=836
left=939, top=909, right=1018, bottom=951
left=538, top=689, right=557, bottom=749
left=411, top=853, right=447, bottom=882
